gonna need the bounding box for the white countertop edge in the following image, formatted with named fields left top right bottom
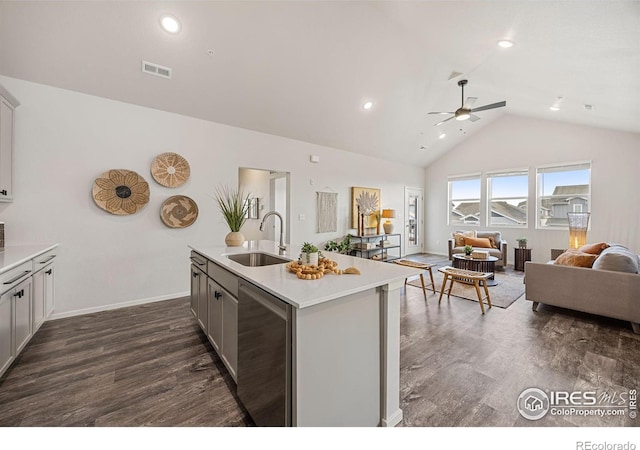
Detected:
left=189, top=241, right=422, bottom=309
left=0, top=243, right=59, bottom=274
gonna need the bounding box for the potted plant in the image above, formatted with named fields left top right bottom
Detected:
left=464, top=244, right=473, bottom=256
left=324, top=234, right=352, bottom=254
left=516, top=237, right=528, bottom=249
left=301, top=242, right=320, bottom=266
left=214, top=185, right=250, bottom=246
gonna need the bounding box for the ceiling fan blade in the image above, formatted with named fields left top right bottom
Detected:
left=469, top=114, right=480, bottom=122
left=434, top=116, right=455, bottom=126
left=463, top=97, right=477, bottom=109
left=471, top=100, right=506, bottom=113
left=428, top=112, right=454, bottom=115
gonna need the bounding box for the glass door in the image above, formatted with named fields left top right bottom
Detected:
left=404, top=187, right=423, bottom=255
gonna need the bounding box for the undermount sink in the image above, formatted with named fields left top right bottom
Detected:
left=226, top=252, right=290, bottom=267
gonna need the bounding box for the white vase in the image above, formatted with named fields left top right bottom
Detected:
left=225, top=231, right=245, bottom=247
left=302, top=252, right=319, bottom=266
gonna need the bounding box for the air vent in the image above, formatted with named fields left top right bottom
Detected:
left=141, top=60, right=172, bottom=79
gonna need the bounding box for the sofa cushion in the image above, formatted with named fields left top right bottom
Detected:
left=453, top=230, right=476, bottom=247
left=477, top=231, right=502, bottom=246
left=554, top=250, right=599, bottom=268
left=486, top=236, right=499, bottom=249
left=578, top=242, right=610, bottom=255
left=592, top=245, right=639, bottom=273
left=463, top=236, right=492, bottom=248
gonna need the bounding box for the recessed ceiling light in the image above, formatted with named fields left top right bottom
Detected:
left=362, top=101, right=374, bottom=110
left=549, top=96, right=563, bottom=111
left=549, top=106, right=560, bottom=111
left=160, top=14, right=181, bottom=34
left=439, top=133, right=446, bottom=139
left=497, top=40, right=515, bottom=49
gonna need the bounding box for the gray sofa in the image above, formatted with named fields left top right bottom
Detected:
left=524, top=249, right=640, bottom=334
left=448, top=231, right=508, bottom=267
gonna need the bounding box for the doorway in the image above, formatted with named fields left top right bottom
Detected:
left=404, top=187, right=424, bottom=255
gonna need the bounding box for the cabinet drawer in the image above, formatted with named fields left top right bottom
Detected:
left=207, top=261, right=238, bottom=298
left=0, top=260, right=32, bottom=294
left=190, top=251, right=207, bottom=269
left=33, top=248, right=57, bottom=270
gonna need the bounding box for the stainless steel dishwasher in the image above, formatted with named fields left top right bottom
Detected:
left=237, top=279, right=292, bottom=427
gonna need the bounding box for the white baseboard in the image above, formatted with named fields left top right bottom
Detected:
left=381, top=409, right=403, bottom=427
left=48, top=291, right=190, bottom=320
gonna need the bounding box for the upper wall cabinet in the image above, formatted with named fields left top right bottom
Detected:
left=0, top=84, right=19, bottom=202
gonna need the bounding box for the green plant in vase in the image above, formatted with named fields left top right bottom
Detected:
left=214, top=184, right=250, bottom=246
left=464, top=244, right=473, bottom=256
left=301, top=242, right=321, bottom=266
left=516, top=237, right=528, bottom=249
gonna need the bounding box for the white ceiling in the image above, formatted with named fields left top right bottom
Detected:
left=1, top=1, right=638, bottom=167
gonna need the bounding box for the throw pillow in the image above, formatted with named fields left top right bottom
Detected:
left=592, top=245, right=639, bottom=273
left=463, top=236, right=492, bottom=248
left=578, top=242, right=610, bottom=255
left=554, top=250, right=598, bottom=268
left=487, top=236, right=499, bottom=249
left=453, top=230, right=476, bottom=247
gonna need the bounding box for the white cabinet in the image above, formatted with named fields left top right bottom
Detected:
left=0, top=290, right=13, bottom=376
left=207, top=278, right=223, bottom=353
left=13, top=277, right=32, bottom=355
left=0, top=84, right=19, bottom=202
left=33, top=263, right=55, bottom=333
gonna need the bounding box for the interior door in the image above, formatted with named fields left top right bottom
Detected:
left=404, top=187, right=424, bottom=255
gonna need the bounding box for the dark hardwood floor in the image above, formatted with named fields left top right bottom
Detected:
left=1, top=254, right=638, bottom=427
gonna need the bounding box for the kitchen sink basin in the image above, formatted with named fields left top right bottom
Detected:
left=226, top=252, right=290, bottom=267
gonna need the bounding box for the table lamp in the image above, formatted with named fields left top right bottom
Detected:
left=381, top=209, right=396, bottom=234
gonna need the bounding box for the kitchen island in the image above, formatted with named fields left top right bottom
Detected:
left=189, top=240, right=421, bottom=427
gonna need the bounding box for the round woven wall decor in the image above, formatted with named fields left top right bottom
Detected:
left=92, top=169, right=150, bottom=215
left=160, top=195, right=199, bottom=228
left=151, top=152, right=190, bottom=187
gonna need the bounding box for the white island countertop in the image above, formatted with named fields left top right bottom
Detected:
left=189, top=240, right=422, bottom=309
left=0, top=244, right=59, bottom=274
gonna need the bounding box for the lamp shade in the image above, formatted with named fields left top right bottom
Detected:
left=567, top=212, right=590, bottom=249
left=382, top=209, right=396, bottom=219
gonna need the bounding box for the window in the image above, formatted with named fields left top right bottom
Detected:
left=487, top=171, right=528, bottom=227
left=448, top=175, right=481, bottom=226
left=537, top=162, right=591, bottom=228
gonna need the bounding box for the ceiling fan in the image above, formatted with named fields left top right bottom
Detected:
left=429, top=79, right=506, bottom=126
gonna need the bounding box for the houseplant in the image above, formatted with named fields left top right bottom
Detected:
left=214, top=184, right=250, bottom=246
left=516, top=237, right=528, bottom=249
left=464, top=245, right=473, bottom=256
left=301, top=242, right=321, bottom=266
left=324, top=234, right=352, bottom=254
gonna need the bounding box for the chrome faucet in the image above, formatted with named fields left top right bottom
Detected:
left=259, top=211, right=286, bottom=255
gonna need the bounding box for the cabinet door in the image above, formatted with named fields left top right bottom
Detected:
left=221, top=293, right=238, bottom=381
left=0, top=290, right=13, bottom=377
left=32, top=268, right=46, bottom=332
left=14, top=277, right=32, bottom=355
left=197, top=269, right=208, bottom=332
left=0, top=97, right=14, bottom=201
left=207, top=278, right=223, bottom=353
left=44, top=264, right=55, bottom=317
left=190, top=265, right=200, bottom=319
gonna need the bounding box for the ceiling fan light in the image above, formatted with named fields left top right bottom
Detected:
left=549, top=106, right=560, bottom=112
left=439, top=133, right=446, bottom=139
left=497, top=40, right=514, bottom=49
left=456, top=113, right=470, bottom=121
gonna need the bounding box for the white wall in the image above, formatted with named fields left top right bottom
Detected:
left=424, top=114, right=640, bottom=263
left=0, top=76, right=424, bottom=317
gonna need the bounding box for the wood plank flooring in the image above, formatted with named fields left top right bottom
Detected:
left=1, top=254, right=638, bottom=427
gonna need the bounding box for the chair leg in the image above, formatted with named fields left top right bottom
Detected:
left=446, top=277, right=455, bottom=299
left=419, top=274, right=427, bottom=301
left=473, top=280, right=485, bottom=314
left=438, top=274, right=449, bottom=304
left=532, top=301, right=539, bottom=312
left=482, top=280, right=492, bottom=308
left=427, top=267, right=435, bottom=291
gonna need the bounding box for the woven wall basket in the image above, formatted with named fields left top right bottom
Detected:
left=151, top=152, right=191, bottom=187
left=92, top=169, right=150, bottom=215
left=160, top=195, right=199, bottom=228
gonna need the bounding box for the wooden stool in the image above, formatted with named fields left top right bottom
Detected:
left=437, top=266, right=492, bottom=314
left=393, top=259, right=435, bottom=301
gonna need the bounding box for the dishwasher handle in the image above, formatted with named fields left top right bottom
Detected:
left=238, top=281, right=288, bottom=320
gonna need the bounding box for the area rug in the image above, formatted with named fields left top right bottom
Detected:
left=407, top=270, right=525, bottom=309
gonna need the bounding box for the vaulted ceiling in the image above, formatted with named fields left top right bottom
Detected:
left=1, top=1, right=638, bottom=167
